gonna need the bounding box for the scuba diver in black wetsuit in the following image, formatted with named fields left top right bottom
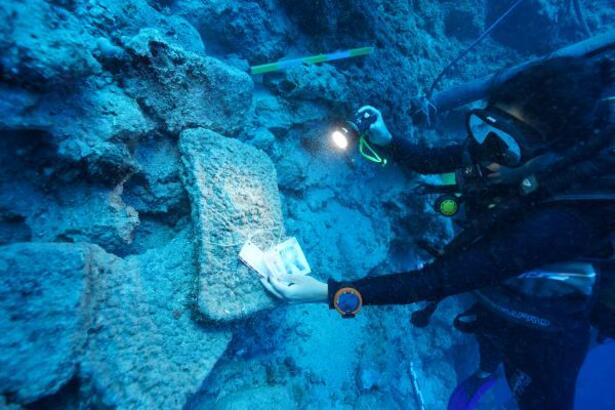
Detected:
left=261, top=55, right=615, bottom=410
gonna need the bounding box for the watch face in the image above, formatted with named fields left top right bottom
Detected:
left=337, top=292, right=360, bottom=313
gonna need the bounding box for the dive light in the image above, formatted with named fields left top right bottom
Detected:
left=329, top=110, right=388, bottom=166
left=330, top=122, right=357, bottom=151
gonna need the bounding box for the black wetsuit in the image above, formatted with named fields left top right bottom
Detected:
left=328, top=133, right=614, bottom=409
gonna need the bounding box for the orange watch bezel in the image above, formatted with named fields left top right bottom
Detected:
left=333, top=287, right=363, bottom=317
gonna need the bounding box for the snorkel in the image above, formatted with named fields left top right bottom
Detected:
left=330, top=110, right=388, bottom=166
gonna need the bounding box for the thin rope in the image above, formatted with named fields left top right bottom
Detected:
left=572, top=0, right=592, bottom=37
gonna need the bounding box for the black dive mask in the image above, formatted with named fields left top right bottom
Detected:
left=466, top=107, right=546, bottom=168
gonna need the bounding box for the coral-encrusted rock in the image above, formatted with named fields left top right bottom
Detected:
left=0, top=0, right=100, bottom=89
left=82, top=230, right=231, bottom=409
left=0, top=235, right=231, bottom=409
left=86, top=0, right=206, bottom=56
left=170, top=0, right=289, bottom=61
left=50, top=84, right=154, bottom=179
left=0, top=166, right=140, bottom=256
left=123, top=137, right=187, bottom=215
left=0, top=243, right=90, bottom=403
left=265, top=63, right=348, bottom=104
left=121, top=29, right=253, bottom=134
left=28, top=183, right=140, bottom=255
left=0, top=82, right=155, bottom=182
left=179, top=128, right=284, bottom=321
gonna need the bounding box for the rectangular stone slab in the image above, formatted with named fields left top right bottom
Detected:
left=179, top=128, right=284, bottom=321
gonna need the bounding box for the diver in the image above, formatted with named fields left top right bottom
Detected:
left=261, top=55, right=615, bottom=410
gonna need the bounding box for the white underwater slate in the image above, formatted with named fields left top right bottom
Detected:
left=179, top=128, right=285, bottom=321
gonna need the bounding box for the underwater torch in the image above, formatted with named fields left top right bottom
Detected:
left=329, top=109, right=388, bottom=166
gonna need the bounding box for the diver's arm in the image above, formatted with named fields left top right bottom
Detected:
left=389, top=138, right=465, bottom=174
left=358, top=105, right=465, bottom=174
left=328, top=206, right=599, bottom=306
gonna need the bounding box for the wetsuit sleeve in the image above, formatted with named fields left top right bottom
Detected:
left=389, top=137, right=465, bottom=174
left=328, top=206, right=598, bottom=307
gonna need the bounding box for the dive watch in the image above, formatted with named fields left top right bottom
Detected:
left=333, top=287, right=363, bottom=318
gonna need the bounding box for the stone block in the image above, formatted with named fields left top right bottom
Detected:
left=179, top=128, right=285, bottom=321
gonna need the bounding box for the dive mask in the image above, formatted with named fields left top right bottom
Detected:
left=466, top=108, right=545, bottom=168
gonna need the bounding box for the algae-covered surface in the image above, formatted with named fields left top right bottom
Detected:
left=1, top=0, right=614, bottom=409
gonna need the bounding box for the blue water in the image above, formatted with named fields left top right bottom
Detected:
left=1, top=0, right=614, bottom=409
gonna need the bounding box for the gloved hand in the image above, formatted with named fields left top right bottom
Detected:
left=260, top=273, right=328, bottom=304
left=357, top=105, right=392, bottom=146
left=485, top=163, right=525, bottom=185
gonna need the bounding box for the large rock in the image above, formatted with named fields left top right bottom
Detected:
left=121, top=29, right=253, bottom=134
left=0, top=0, right=100, bottom=89
left=123, top=137, right=187, bottom=215
left=264, top=63, right=349, bottom=106
left=50, top=84, right=154, bottom=179
left=179, top=128, right=285, bottom=321
left=28, top=183, right=140, bottom=255
left=0, top=234, right=232, bottom=409
left=84, top=0, right=206, bottom=56
left=0, top=169, right=140, bottom=256
left=0, top=243, right=90, bottom=403
left=0, top=82, right=155, bottom=182
left=279, top=0, right=374, bottom=40
left=81, top=230, right=232, bottom=409
left=170, top=0, right=290, bottom=61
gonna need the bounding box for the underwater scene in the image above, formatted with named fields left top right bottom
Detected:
left=1, top=0, right=615, bottom=409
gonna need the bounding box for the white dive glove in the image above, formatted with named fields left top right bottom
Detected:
left=357, top=105, right=393, bottom=146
